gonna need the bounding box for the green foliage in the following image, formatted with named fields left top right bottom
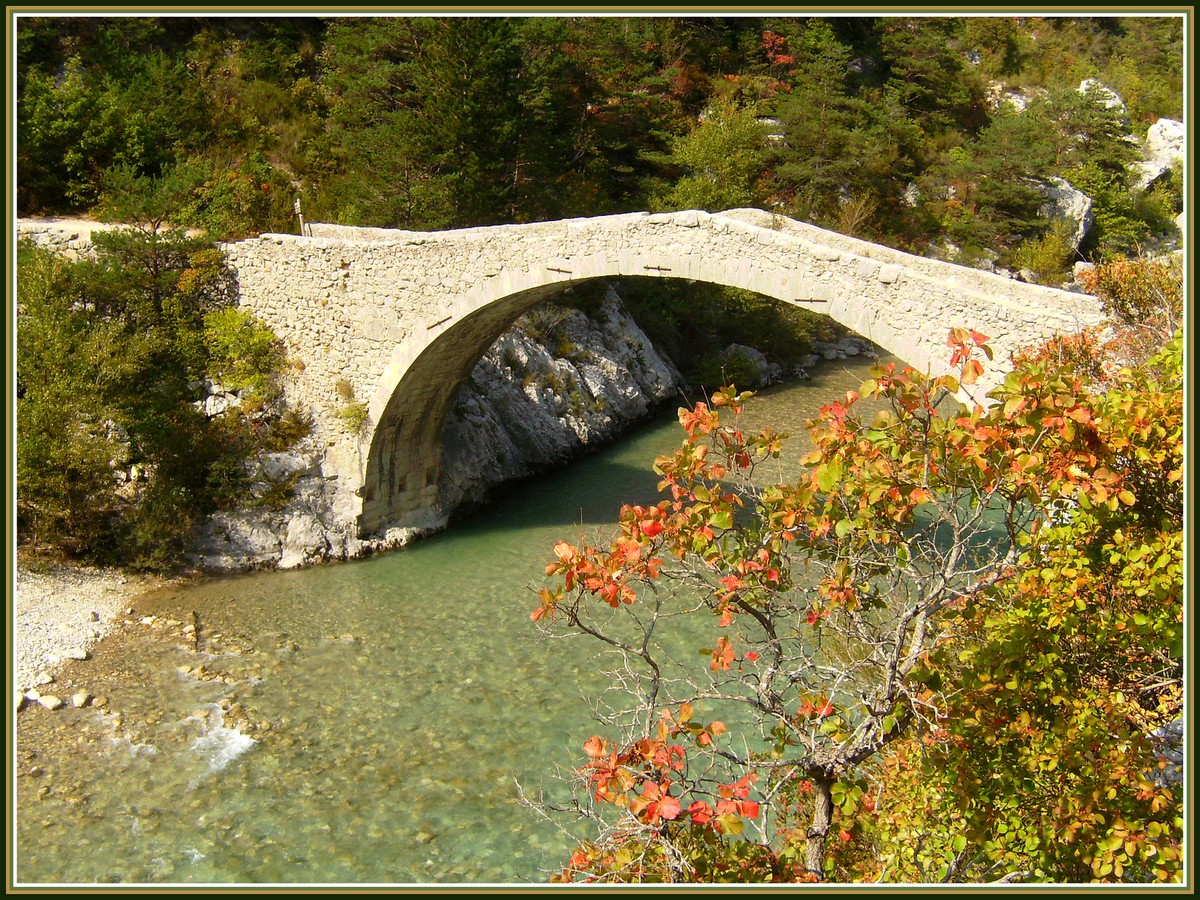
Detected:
left=961, top=16, right=1022, bottom=77
left=1010, top=219, right=1076, bottom=285
left=16, top=15, right=1184, bottom=264
left=333, top=378, right=368, bottom=434
left=16, top=220, right=298, bottom=568
left=1064, top=162, right=1148, bottom=257
left=874, top=336, right=1184, bottom=884
left=616, top=278, right=833, bottom=387
left=691, top=348, right=763, bottom=393
left=1133, top=162, right=1183, bottom=236
left=203, top=307, right=287, bottom=402
left=336, top=403, right=369, bottom=435
left=651, top=99, right=768, bottom=213
left=934, top=109, right=1054, bottom=254
left=17, top=247, right=132, bottom=554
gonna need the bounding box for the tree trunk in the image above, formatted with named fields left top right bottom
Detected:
left=805, top=776, right=835, bottom=880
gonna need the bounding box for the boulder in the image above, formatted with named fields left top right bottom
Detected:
left=720, top=344, right=782, bottom=387
left=279, top=513, right=329, bottom=569
left=1038, top=177, right=1094, bottom=253
left=190, top=516, right=283, bottom=570
left=1134, top=118, right=1184, bottom=191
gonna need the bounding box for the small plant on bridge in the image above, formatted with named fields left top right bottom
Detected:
left=334, top=378, right=369, bottom=434
left=529, top=326, right=1182, bottom=883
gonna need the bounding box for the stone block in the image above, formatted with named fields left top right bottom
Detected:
left=856, top=258, right=881, bottom=279
left=877, top=264, right=903, bottom=284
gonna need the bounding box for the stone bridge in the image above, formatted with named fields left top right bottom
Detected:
left=221, top=208, right=1103, bottom=539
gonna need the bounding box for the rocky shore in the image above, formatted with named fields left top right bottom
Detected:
left=12, top=559, right=173, bottom=697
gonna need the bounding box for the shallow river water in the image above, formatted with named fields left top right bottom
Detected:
left=15, top=358, right=888, bottom=886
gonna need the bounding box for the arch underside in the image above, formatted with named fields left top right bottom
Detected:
left=358, top=273, right=835, bottom=537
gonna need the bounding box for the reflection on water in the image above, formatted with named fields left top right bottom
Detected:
left=15, top=358, right=890, bottom=885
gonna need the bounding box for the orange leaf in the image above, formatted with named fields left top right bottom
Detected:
left=961, top=358, right=984, bottom=385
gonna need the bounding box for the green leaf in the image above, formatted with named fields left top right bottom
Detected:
left=815, top=461, right=843, bottom=492
left=709, top=509, right=734, bottom=530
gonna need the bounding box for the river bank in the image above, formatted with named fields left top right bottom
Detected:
left=12, top=557, right=180, bottom=696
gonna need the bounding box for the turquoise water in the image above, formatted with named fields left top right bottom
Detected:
left=15, top=359, right=887, bottom=885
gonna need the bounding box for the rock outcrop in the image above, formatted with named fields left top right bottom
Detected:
left=1038, top=176, right=1095, bottom=254
left=439, top=285, right=681, bottom=513
left=1134, top=118, right=1185, bottom=191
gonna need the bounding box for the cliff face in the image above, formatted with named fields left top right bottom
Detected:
left=188, top=284, right=683, bottom=570
left=439, top=285, right=681, bottom=513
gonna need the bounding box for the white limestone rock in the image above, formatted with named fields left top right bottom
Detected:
left=439, top=286, right=682, bottom=513
left=190, top=516, right=283, bottom=570
left=1134, top=118, right=1184, bottom=191
left=279, top=512, right=329, bottom=569
left=257, top=445, right=322, bottom=483
left=1038, top=177, right=1094, bottom=253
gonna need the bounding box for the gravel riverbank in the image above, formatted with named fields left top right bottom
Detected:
left=12, top=560, right=176, bottom=694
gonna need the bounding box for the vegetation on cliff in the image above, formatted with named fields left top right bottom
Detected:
left=16, top=219, right=303, bottom=570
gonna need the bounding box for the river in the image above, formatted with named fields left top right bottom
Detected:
left=14, top=357, right=888, bottom=886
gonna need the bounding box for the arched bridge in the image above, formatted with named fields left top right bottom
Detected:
left=223, top=208, right=1104, bottom=539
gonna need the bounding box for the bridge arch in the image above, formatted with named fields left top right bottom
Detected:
left=224, top=209, right=1104, bottom=538
left=362, top=272, right=819, bottom=535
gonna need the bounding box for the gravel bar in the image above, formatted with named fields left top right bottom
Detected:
left=13, top=561, right=171, bottom=694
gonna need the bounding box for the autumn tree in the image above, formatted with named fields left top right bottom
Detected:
left=864, top=332, right=1183, bottom=884
left=528, top=307, right=1183, bottom=882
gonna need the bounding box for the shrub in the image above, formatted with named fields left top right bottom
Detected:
left=1010, top=219, right=1076, bottom=285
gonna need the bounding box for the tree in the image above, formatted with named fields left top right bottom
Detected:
left=933, top=107, right=1055, bottom=256
left=316, top=17, right=526, bottom=229
left=1079, top=255, right=1182, bottom=356
left=866, top=332, right=1183, bottom=884
left=651, top=99, right=768, bottom=213
left=529, top=311, right=1182, bottom=882
left=17, top=169, right=301, bottom=568
left=768, top=20, right=871, bottom=225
